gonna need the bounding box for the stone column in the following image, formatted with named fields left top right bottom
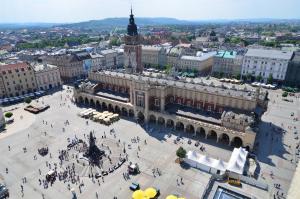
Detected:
left=160, top=89, right=165, bottom=112
left=145, top=90, right=149, bottom=123
left=130, top=83, right=134, bottom=104
left=160, top=97, right=165, bottom=112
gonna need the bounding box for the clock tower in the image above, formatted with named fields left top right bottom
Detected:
left=124, top=8, right=143, bottom=73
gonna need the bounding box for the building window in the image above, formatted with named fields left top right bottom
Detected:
left=137, top=95, right=144, bottom=107
left=154, top=99, right=160, bottom=107
left=186, top=100, right=191, bottom=107
left=197, top=103, right=202, bottom=109
left=208, top=105, right=212, bottom=112
left=177, top=98, right=181, bottom=104
left=170, top=97, right=174, bottom=103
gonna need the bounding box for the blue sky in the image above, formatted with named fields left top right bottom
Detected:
left=1, top=0, right=300, bottom=23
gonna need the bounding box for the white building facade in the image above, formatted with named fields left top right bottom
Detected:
left=33, top=64, right=62, bottom=91
left=178, top=52, right=216, bottom=74
left=90, top=53, right=105, bottom=70
left=241, top=49, right=293, bottom=82
left=142, top=46, right=166, bottom=68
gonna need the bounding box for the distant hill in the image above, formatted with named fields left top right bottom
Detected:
left=0, top=23, right=60, bottom=30
left=58, top=17, right=200, bottom=30
left=57, top=17, right=300, bottom=30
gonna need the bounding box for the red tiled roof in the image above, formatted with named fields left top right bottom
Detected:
left=0, top=62, right=30, bottom=72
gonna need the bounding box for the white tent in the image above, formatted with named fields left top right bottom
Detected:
left=185, top=151, right=227, bottom=173
left=185, top=147, right=247, bottom=176
left=212, top=159, right=227, bottom=172
left=226, top=147, right=248, bottom=175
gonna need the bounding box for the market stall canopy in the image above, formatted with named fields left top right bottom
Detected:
left=132, top=190, right=145, bottom=199
left=145, top=187, right=157, bottom=198
left=166, top=195, right=178, bottom=199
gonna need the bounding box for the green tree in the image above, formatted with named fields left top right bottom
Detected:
left=246, top=73, right=252, bottom=81
left=109, top=38, right=121, bottom=47
left=24, top=97, right=32, bottom=104
left=256, top=75, right=262, bottom=82
left=165, top=64, right=172, bottom=75
left=282, top=91, right=288, bottom=97
left=176, top=147, right=187, bottom=160
left=219, top=72, right=224, bottom=78
left=267, top=74, right=273, bottom=84
left=4, top=112, right=13, bottom=118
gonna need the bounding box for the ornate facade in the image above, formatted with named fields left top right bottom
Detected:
left=74, top=70, right=267, bottom=150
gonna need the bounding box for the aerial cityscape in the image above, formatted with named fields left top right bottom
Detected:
left=0, top=0, right=300, bottom=199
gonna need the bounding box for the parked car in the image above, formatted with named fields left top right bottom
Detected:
left=0, top=184, right=9, bottom=198
left=129, top=182, right=140, bottom=191
left=95, top=173, right=102, bottom=179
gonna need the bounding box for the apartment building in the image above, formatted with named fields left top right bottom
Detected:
left=212, top=50, right=243, bottom=77
left=32, top=63, right=62, bottom=91
left=0, top=62, right=37, bottom=98
left=142, top=45, right=166, bottom=68
left=241, top=49, right=293, bottom=82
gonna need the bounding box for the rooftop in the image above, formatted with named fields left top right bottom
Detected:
left=142, top=45, right=163, bottom=51
left=74, top=52, right=92, bottom=61
left=215, top=50, right=237, bottom=59
left=0, top=62, right=30, bottom=72
left=100, top=49, right=117, bottom=55
left=165, top=104, right=222, bottom=125
left=32, top=63, right=58, bottom=72
left=93, top=70, right=257, bottom=100
left=181, top=52, right=216, bottom=61
left=90, top=53, right=104, bottom=59
left=245, top=48, right=293, bottom=60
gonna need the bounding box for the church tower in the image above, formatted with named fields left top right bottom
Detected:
left=124, top=7, right=143, bottom=73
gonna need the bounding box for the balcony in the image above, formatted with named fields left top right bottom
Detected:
left=95, top=89, right=130, bottom=103
left=165, top=104, right=222, bottom=126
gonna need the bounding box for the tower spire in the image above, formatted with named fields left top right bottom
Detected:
left=131, top=4, right=133, bottom=15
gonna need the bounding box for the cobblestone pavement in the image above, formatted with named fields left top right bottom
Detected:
left=1, top=86, right=296, bottom=199
left=255, top=89, right=300, bottom=198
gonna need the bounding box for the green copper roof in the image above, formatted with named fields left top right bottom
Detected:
left=215, top=50, right=237, bottom=59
